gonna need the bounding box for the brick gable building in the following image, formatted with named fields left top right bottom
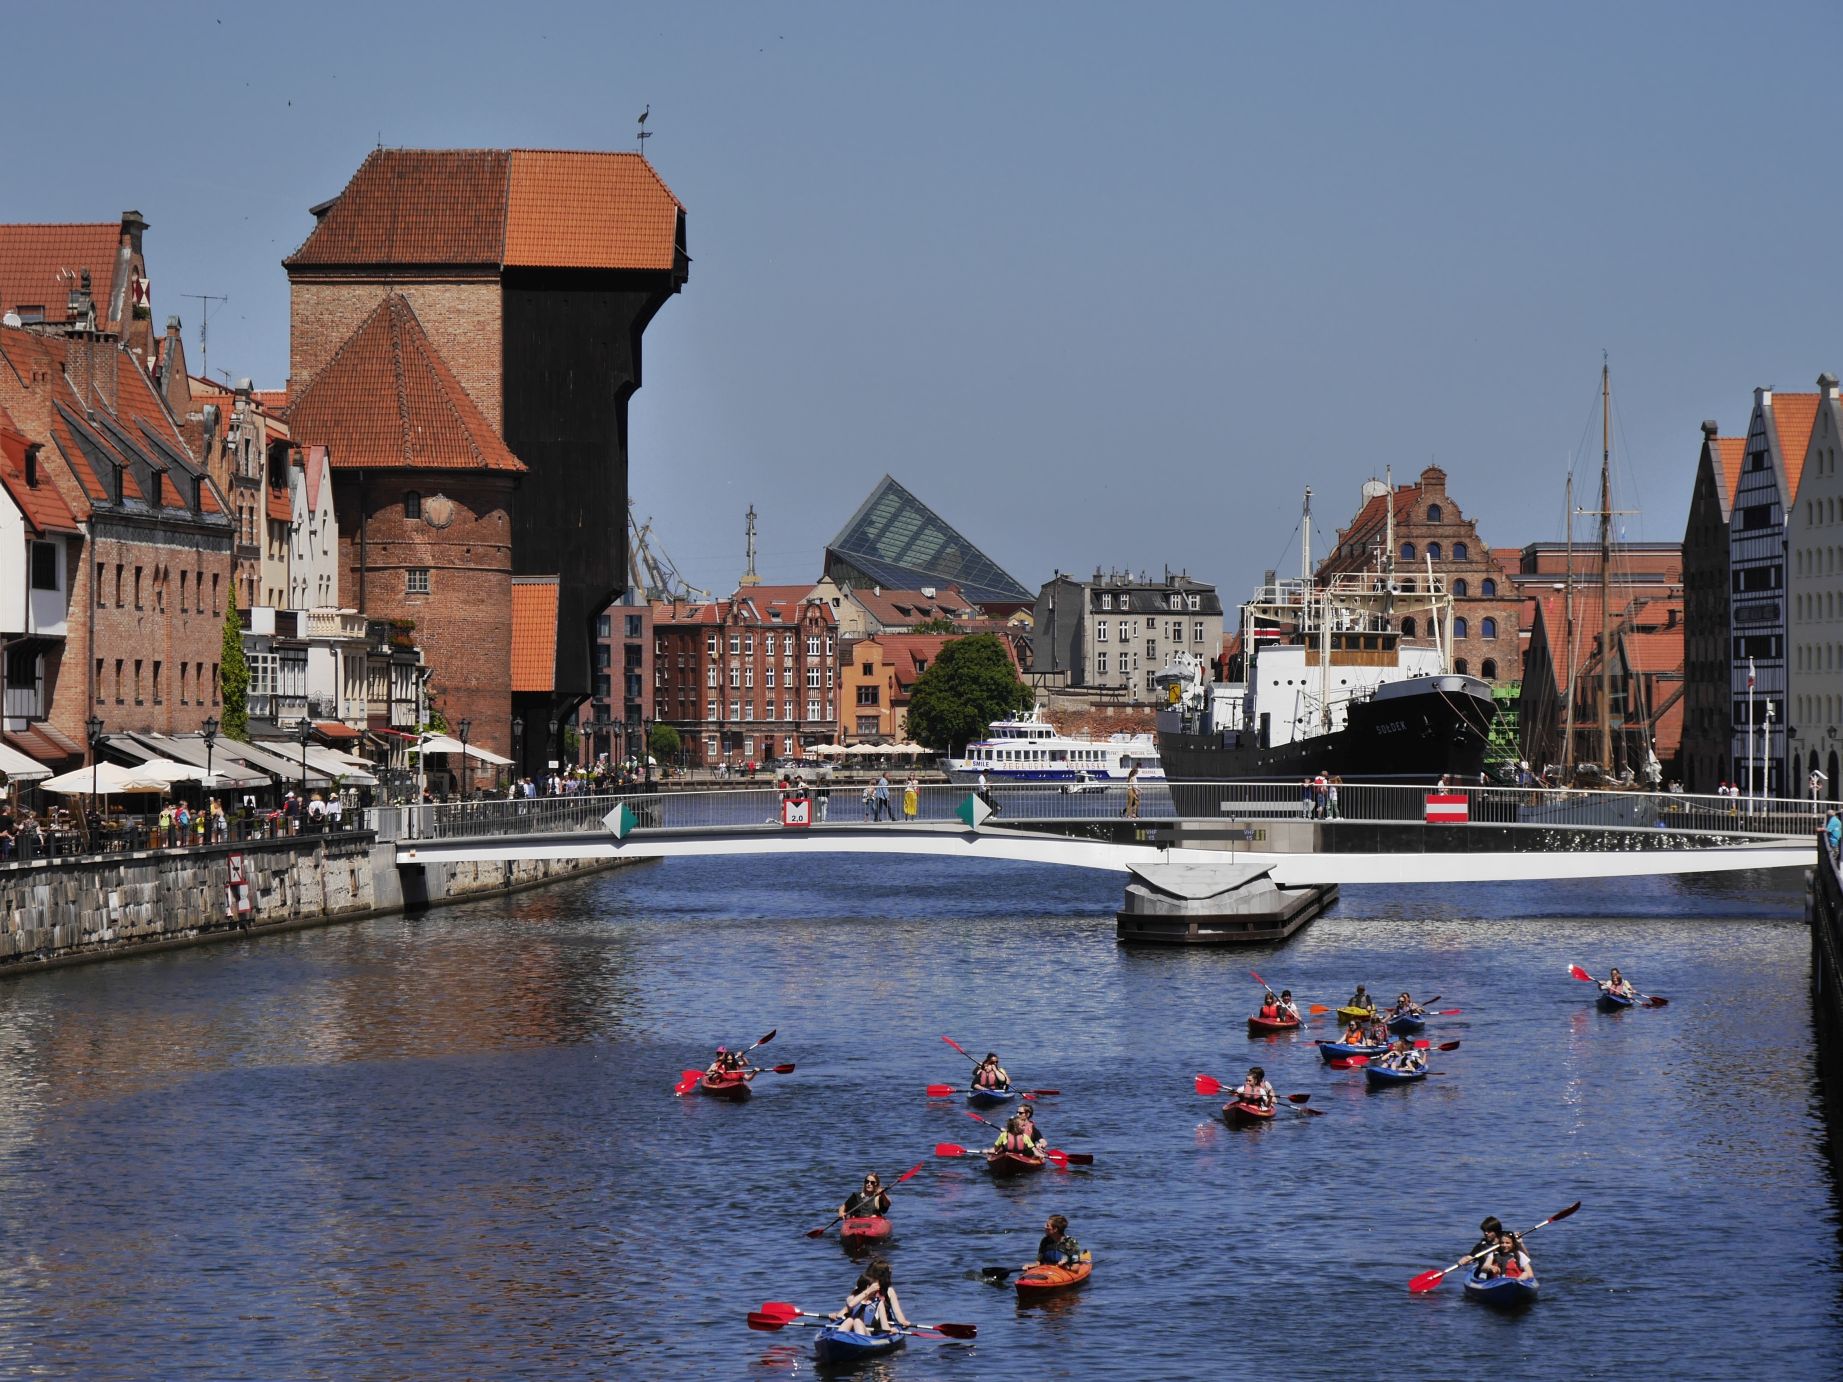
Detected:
left=1681, top=421, right=1745, bottom=790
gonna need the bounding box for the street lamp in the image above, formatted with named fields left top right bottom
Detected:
left=643, top=716, right=654, bottom=787
left=511, top=716, right=524, bottom=784
left=201, top=715, right=220, bottom=786
left=457, top=717, right=472, bottom=800
left=296, top=718, right=312, bottom=822
left=86, top=714, right=103, bottom=830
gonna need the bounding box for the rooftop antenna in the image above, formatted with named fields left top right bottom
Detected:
left=636, top=103, right=651, bottom=154
left=182, top=292, right=229, bottom=384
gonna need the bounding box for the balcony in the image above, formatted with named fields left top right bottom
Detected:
left=304, top=608, right=369, bottom=641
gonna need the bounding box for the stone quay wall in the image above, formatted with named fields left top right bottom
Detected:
left=0, top=831, right=629, bottom=974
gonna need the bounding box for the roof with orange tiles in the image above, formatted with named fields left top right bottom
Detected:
left=736, top=585, right=835, bottom=625
left=848, top=583, right=977, bottom=627
left=286, top=294, right=526, bottom=473
left=858, top=634, right=986, bottom=693
left=1714, top=435, right=1747, bottom=512
left=285, top=148, right=683, bottom=272
left=0, top=404, right=80, bottom=534
left=1769, top=392, right=1819, bottom=505
left=302, top=445, right=329, bottom=512
left=266, top=480, right=294, bottom=523
left=1530, top=590, right=1681, bottom=695
left=510, top=576, right=560, bottom=692
left=0, top=223, right=123, bottom=328
left=1621, top=626, right=1684, bottom=675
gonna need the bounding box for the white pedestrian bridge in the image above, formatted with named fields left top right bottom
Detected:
left=386, top=782, right=1824, bottom=885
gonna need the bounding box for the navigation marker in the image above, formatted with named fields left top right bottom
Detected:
left=955, top=794, right=992, bottom=831
left=604, top=802, right=639, bottom=841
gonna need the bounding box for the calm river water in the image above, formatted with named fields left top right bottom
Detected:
left=0, top=858, right=1836, bottom=1379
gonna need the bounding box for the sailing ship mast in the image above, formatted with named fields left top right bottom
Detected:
left=1598, top=357, right=1614, bottom=772
left=1562, top=470, right=1575, bottom=776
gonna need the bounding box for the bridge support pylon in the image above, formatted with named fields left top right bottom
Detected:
left=1115, top=861, right=1337, bottom=946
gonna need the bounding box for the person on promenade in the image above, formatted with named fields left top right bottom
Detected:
left=1123, top=763, right=1141, bottom=819
left=902, top=774, right=919, bottom=820
left=873, top=774, right=892, bottom=822
left=1827, top=809, right=1841, bottom=865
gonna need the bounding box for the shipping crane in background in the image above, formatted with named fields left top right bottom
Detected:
left=627, top=502, right=710, bottom=602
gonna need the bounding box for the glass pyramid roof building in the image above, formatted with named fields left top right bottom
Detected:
left=824, top=475, right=1033, bottom=607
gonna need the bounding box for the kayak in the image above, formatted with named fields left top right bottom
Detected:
left=1336, top=1005, right=1376, bottom=1023
left=1386, top=1011, right=1427, bottom=1034
left=968, top=1085, right=1018, bottom=1107
left=813, top=1324, right=908, bottom=1362
left=698, top=1070, right=754, bottom=1100
left=985, top=1150, right=1047, bottom=1175
left=1464, top=1269, right=1539, bottom=1307
left=1318, top=1040, right=1388, bottom=1064
left=1223, top=1100, right=1276, bottom=1126
left=1016, top=1258, right=1093, bottom=1296
left=840, top=1215, right=892, bottom=1250
left=1597, top=990, right=1636, bottom=1012
left=1247, top=1014, right=1302, bottom=1036
left=1363, top=1064, right=1427, bottom=1087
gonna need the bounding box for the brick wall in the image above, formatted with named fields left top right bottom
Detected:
left=289, top=277, right=503, bottom=429
left=336, top=473, right=515, bottom=757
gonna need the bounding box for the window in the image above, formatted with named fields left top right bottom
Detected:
left=707, top=697, right=718, bottom=718
left=857, top=686, right=880, bottom=705
left=706, top=633, right=718, bottom=654
left=195, top=570, right=205, bottom=612
left=626, top=614, right=643, bottom=638
left=155, top=566, right=165, bottom=612
left=1453, top=541, right=1468, bottom=560
left=30, top=542, right=56, bottom=591
left=211, top=663, right=219, bottom=704
left=766, top=668, right=776, bottom=688
left=743, top=634, right=754, bottom=653
left=1097, top=621, right=1108, bottom=642
left=729, top=698, right=740, bottom=718
left=94, top=657, right=103, bottom=702
left=211, top=572, right=220, bottom=613
left=1453, top=617, right=1468, bottom=639
left=1188, top=594, right=1201, bottom=610
left=1454, top=658, right=1468, bottom=675
left=133, top=658, right=143, bottom=704
left=1481, top=578, right=1496, bottom=597
left=114, top=658, right=123, bottom=703
left=152, top=660, right=162, bottom=704
left=406, top=568, right=430, bottom=595
left=179, top=662, right=188, bottom=704
left=1097, top=651, right=1109, bottom=675
left=743, top=703, right=754, bottom=721
left=706, top=667, right=718, bottom=688
left=115, top=564, right=124, bottom=607
left=807, top=698, right=821, bottom=720
left=1482, top=659, right=1498, bottom=680
left=1427, top=542, right=1442, bottom=560
left=1427, top=504, right=1442, bottom=522
left=807, top=667, right=821, bottom=688
left=729, top=634, right=741, bottom=654
left=1100, top=593, right=1112, bottom=610
left=744, top=666, right=754, bottom=688
left=1481, top=617, right=1498, bottom=638
left=404, top=491, right=422, bottom=519
left=1400, top=543, right=1415, bottom=560
left=96, top=562, right=105, bottom=606
left=1118, top=620, right=1129, bottom=641
left=1452, top=578, right=1468, bottom=597
left=1169, top=593, right=1182, bottom=610
left=1194, top=622, right=1204, bottom=642
left=1401, top=616, right=1417, bottom=638
left=807, top=635, right=820, bottom=656
left=1146, top=638, right=1157, bottom=658
left=784, top=634, right=796, bottom=655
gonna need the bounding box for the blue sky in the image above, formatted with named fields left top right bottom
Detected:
left=11, top=1, right=1840, bottom=597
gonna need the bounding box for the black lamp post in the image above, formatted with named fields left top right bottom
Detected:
left=296, top=718, right=312, bottom=819
left=511, top=716, right=524, bottom=783
left=643, top=716, right=654, bottom=787
left=457, top=717, right=472, bottom=800
left=86, top=714, right=104, bottom=825
left=547, top=717, right=559, bottom=773
left=201, top=715, right=220, bottom=786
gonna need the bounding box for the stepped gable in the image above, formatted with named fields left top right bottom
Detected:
left=286, top=293, right=525, bottom=472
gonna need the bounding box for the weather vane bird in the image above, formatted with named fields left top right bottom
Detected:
left=637, top=103, right=651, bottom=151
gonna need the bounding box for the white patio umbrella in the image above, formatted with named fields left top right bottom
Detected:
left=844, top=741, right=884, bottom=757
left=888, top=742, right=928, bottom=755
left=803, top=743, right=845, bottom=758
left=39, top=761, right=174, bottom=795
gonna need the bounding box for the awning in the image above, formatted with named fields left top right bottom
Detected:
left=211, top=737, right=331, bottom=790
left=0, top=741, right=50, bottom=783
left=312, top=720, right=363, bottom=741
left=257, top=741, right=378, bottom=787
left=39, top=761, right=173, bottom=795
left=416, top=734, right=514, bottom=765
left=5, top=722, right=83, bottom=768
left=109, top=733, right=268, bottom=789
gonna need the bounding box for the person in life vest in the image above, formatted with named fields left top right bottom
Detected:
left=992, top=1107, right=1047, bottom=1158
left=1476, top=1231, right=1531, bottom=1280
left=1035, top=1214, right=1089, bottom=1268
left=1346, top=984, right=1375, bottom=1015
left=1390, top=991, right=1425, bottom=1020
left=1277, top=989, right=1301, bottom=1022
left=1257, top=991, right=1282, bottom=1021
left=1230, top=1065, right=1276, bottom=1110
left=830, top=1257, right=913, bottom=1336
left=972, top=1053, right=1010, bottom=1091
left=838, top=1172, right=890, bottom=1222
left=1341, top=1018, right=1371, bottom=1045
left=1602, top=967, right=1637, bottom=1000
left=705, top=1046, right=748, bottom=1079
left=1377, top=1037, right=1426, bottom=1072
left=1363, top=1017, right=1392, bottom=1047
left=1460, top=1215, right=1505, bottom=1268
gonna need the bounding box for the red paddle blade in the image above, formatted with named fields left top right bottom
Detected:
left=1308, top=1004, right=1330, bottom=1015
left=1249, top=969, right=1267, bottom=988
left=1022, top=1089, right=1060, bottom=1098
left=803, top=1224, right=830, bottom=1238
left=1295, top=1104, right=1326, bottom=1116
left=941, top=1035, right=970, bottom=1058
left=1568, top=964, right=1594, bottom=983
left=747, top=1311, right=792, bottom=1331
left=673, top=1069, right=702, bottom=1096
left=895, top=1162, right=924, bottom=1184
left=1286, top=1092, right=1311, bottom=1103
left=750, top=1029, right=777, bottom=1050
left=1435, top=1008, right=1463, bottom=1016
left=759, top=1301, right=800, bottom=1318
left=1056, top=1151, right=1094, bottom=1165
left=1045, top=1148, right=1070, bottom=1169
left=1412, top=1039, right=1431, bottom=1049
left=1408, top=1269, right=1447, bottom=1294
left=767, top=1063, right=796, bottom=1074
left=1541, top=1200, right=1583, bottom=1227
left=1437, top=1041, right=1461, bottom=1052
left=1643, top=995, right=1669, bottom=1008
left=934, top=1142, right=968, bottom=1157
left=1343, top=1055, right=1370, bottom=1067
left=925, top=1084, right=957, bottom=1097
left=931, top=1322, right=978, bottom=1340
left=1194, top=1073, right=1224, bottom=1096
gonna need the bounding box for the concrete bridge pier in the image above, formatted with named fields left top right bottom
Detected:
left=1115, top=859, right=1337, bottom=945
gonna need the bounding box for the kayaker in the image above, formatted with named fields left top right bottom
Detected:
left=1377, top=1038, right=1425, bottom=1072
left=1346, top=984, right=1375, bottom=1015
left=1231, top=1066, right=1276, bottom=1109
left=1341, top=1018, right=1370, bottom=1045
left=1602, top=967, right=1637, bottom=1000
left=1258, top=992, right=1282, bottom=1021
left=972, top=1053, right=1011, bottom=1091
left=1277, top=989, right=1301, bottom=1021
left=839, top=1173, right=890, bottom=1221
left=706, top=1046, right=747, bottom=1078
left=1035, top=1214, right=1088, bottom=1268
left=992, top=1109, right=1047, bottom=1158
left=1390, top=991, right=1424, bottom=1019
left=830, top=1257, right=914, bottom=1336
left=1460, top=1215, right=1505, bottom=1267
left=1477, top=1232, right=1531, bottom=1280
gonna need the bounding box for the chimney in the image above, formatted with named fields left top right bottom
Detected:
left=1700, top=420, right=1719, bottom=440
left=1820, top=372, right=1840, bottom=399
left=120, top=211, right=148, bottom=255
left=66, top=270, right=96, bottom=332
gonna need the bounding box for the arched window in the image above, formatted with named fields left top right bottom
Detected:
left=1453, top=541, right=1468, bottom=560
left=1452, top=578, right=1469, bottom=597
left=1427, top=504, right=1442, bottom=522
left=1480, top=578, right=1496, bottom=597
left=1453, top=616, right=1468, bottom=639
left=1401, top=542, right=1415, bottom=560
left=1401, top=616, right=1417, bottom=638
left=1481, top=617, right=1497, bottom=638
left=405, top=490, right=422, bottom=520
left=1481, top=658, right=1498, bottom=680
left=1427, top=542, right=1443, bottom=560
left=1454, top=658, right=1468, bottom=674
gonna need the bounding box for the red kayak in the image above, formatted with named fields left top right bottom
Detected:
left=985, top=1150, right=1047, bottom=1175
left=1247, top=1014, right=1302, bottom=1036
left=1016, top=1259, right=1092, bottom=1296
left=840, top=1215, right=892, bottom=1250
left=1223, top=1100, right=1276, bottom=1126
left=698, top=1070, right=755, bottom=1100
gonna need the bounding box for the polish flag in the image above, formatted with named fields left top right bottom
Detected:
left=1747, top=657, right=1755, bottom=691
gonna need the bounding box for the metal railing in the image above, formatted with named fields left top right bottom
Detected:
left=392, top=781, right=1836, bottom=844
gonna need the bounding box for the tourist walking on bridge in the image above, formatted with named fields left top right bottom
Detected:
left=873, top=774, right=893, bottom=822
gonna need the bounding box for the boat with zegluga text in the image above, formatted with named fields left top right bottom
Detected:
left=946, top=708, right=1165, bottom=784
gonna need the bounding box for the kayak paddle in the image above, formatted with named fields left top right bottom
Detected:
left=1407, top=1200, right=1583, bottom=1293
left=750, top=1063, right=798, bottom=1076
left=756, top=1301, right=977, bottom=1340
left=1570, top=964, right=1668, bottom=1007
left=802, top=1163, right=923, bottom=1238
left=672, top=1068, right=704, bottom=1097
left=935, top=1139, right=1091, bottom=1169
left=961, top=1111, right=1093, bottom=1165
left=925, top=1083, right=1060, bottom=1098
left=1193, top=1074, right=1314, bottom=1103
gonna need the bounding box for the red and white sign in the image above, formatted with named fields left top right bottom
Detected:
left=1423, top=793, right=1469, bottom=824
left=781, top=796, right=812, bottom=828
left=226, top=851, right=253, bottom=916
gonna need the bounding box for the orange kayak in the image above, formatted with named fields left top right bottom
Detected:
left=698, top=1070, right=754, bottom=1100
left=1016, top=1259, right=1092, bottom=1296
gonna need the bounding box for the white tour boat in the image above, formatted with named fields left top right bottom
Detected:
left=946, top=709, right=1165, bottom=784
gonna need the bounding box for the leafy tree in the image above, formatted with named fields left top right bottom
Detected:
left=219, top=582, right=249, bottom=739
left=904, top=635, right=1033, bottom=754
left=909, top=615, right=962, bottom=635
left=648, top=723, right=682, bottom=761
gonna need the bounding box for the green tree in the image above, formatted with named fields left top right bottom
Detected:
left=904, top=635, right=1033, bottom=754
left=219, top=582, right=249, bottom=739
left=648, top=723, right=682, bottom=761
left=909, top=615, right=962, bottom=635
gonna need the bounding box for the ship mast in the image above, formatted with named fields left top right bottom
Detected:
left=1599, top=357, right=1614, bottom=773
left=1562, top=469, right=1575, bottom=777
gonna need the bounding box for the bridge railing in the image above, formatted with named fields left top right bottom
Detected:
left=390, top=780, right=1836, bottom=843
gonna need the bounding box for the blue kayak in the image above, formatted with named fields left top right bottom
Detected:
left=1386, top=1011, right=1427, bottom=1034
left=967, top=1085, right=1017, bottom=1107
left=1363, top=1064, right=1427, bottom=1086
left=1319, top=1040, right=1388, bottom=1064
left=813, top=1324, right=908, bottom=1362
left=1464, top=1269, right=1539, bottom=1307
left=1597, top=991, right=1636, bottom=1012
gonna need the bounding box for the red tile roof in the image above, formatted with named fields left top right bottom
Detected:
left=1621, top=626, right=1684, bottom=674
left=736, top=585, right=835, bottom=624
left=1715, top=436, right=1746, bottom=508
left=1770, top=392, right=1819, bottom=504
left=286, top=148, right=682, bottom=272
left=0, top=404, right=79, bottom=534
left=0, top=223, right=122, bottom=328
left=286, top=294, right=526, bottom=472
left=266, top=480, right=294, bottom=523
left=848, top=583, right=976, bottom=628
left=510, top=576, right=559, bottom=692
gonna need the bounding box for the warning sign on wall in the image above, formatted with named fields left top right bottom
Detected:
left=226, top=852, right=253, bottom=917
